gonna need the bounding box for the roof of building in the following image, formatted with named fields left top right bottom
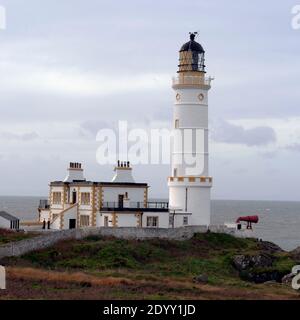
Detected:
left=50, top=181, right=148, bottom=187
left=0, top=211, right=19, bottom=221
left=180, top=34, right=204, bottom=53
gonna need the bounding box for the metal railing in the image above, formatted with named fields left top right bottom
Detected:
left=39, top=199, right=169, bottom=211
left=39, top=199, right=50, bottom=210
left=172, top=75, right=212, bottom=86
left=101, top=201, right=169, bottom=210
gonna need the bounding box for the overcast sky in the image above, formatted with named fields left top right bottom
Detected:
left=0, top=0, right=299, bottom=200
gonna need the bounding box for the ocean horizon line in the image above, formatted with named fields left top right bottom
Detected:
left=0, top=194, right=299, bottom=204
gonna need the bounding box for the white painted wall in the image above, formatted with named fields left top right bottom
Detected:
left=39, top=209, right=50, bottom=222
left=64, top=168, right=85, bottom=182
left=169, top=184, right=210, bottom=226
left=173, top=215, right=190, bottom=228
left=142, top=211, right=169, bottom=228
left=62, top=205, right=78, bottom=230
left=0, top=216, right=10, bottom=229
left=102, top=186, right=145, bottom=203
left=116, top=214, right=138, bottom=227
left=51, top=215, right=61, bottom=229
left=172, top=88, right=209, bottom=177
left=169, top=73, right=212, bottom=227
left=111, top=168, right=135, bottom=183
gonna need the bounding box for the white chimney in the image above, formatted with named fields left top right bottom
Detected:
left=64, top=162, right=86, bottom=182
left=111, top=161, right=135, bottom=183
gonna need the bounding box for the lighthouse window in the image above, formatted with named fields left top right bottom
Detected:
left=192, top=52, right=199, bottom=71
left=183, top=216, right=188, bottom=225
left=147, top=216, right=159, bottom=227
left=53, top=192, right=62, bottom=204
left=81, top=192, right=91, bottom=205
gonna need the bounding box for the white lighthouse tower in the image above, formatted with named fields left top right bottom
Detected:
left=168, top=33, right=213, bottom=227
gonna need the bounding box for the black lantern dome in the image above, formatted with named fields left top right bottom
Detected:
left=178, top=33, right=206, bottom=73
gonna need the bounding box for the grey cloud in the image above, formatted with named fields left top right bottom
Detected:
left=212, top=120, right=276, bottom=146
left=233, top=168, right=248, bottom=174
left=259, top=151, right=278, bottom=159
left=284, top=143, right=300, bottom=152
left=80, top=120, right=113, bottom=137
left=0, top=131, right=39, bottom=141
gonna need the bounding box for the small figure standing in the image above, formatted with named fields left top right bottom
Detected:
left=47, top=220, right=50, bottom=230
left=42, top=219, right=46, bottom=230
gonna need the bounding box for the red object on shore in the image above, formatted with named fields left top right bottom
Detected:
left=236, top=215, right=259, bottom=229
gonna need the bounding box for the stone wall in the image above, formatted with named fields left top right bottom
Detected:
left=0, top=225, right=240, bottom=259
left=0, top=229, right=77, bottom=259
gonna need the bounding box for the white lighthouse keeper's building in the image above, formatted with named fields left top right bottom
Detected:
left=168, top=33, right=213, bottom=227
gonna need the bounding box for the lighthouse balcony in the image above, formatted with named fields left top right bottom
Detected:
left=168, top=176, right=212, bottom=187
left=172, top=75, right=212, bottom=88
left=38, top=199, right=50, bottom=210
left=101, top=201, right=169, bottom=212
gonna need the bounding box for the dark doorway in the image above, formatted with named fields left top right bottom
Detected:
left=69, top=219, right=76, bottom=229
left=118, top=194, right=124, bottom=209
left=104, top=216, right=109, bottom=227
left=72, top=191, right=77, bottom=204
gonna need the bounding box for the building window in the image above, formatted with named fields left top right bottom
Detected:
left=175, top=119, right=179, bottom=129
left=147, top=216, right=159, bottom=227
left=183, top=216, right=188, bottom=225
left=81, top=192, right=91, bottom=205
left=80, top=215, right=90, bottom=227
left=53, top=192, right=62, bottom=204
left=173, top=168, right=177, bottom=177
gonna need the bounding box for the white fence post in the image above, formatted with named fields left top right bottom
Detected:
left=0, top=266, right=6, bottom=290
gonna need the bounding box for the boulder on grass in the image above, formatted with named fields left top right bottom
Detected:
left=193, top=274, right=208, bottom=284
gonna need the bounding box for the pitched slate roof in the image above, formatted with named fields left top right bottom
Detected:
left=0, top=211, right=19, bottom=221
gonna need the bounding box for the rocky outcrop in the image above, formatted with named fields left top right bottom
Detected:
left=290, top=247, right=300, bottom=262
left=240, top=270, right=287, bottom=283
left=281, top=273, right=295, bottom=285
left=257, top=241, right=283, bottom=254
left=232, top=253, right=275, bottom=271
left=232, top=253, right=288, bottom=284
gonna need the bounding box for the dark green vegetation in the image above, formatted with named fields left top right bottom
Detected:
left=5, top=233, right=297, bottom=286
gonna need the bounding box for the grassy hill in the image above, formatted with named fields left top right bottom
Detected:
left=1, top=232, right=300, bottom=300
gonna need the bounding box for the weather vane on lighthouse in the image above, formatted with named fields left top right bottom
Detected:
left=188, top=31, right=200, bottom=41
